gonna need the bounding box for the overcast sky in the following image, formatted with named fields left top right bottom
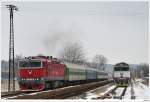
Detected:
left=1, top=1, right=148, bottom=64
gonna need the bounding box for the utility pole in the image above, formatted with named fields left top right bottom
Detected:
left=6, top=5, right=18, bottom=92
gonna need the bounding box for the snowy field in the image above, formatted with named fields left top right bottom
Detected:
left=114, top=79, right=149, bottom=100
left=123, top=84, right=131, bottom=99
left=1, top=80, right=20, bottom=92
left=68, top=83, right=115, bottom=99
left=114, top=87, right=124, bottom=96
left=132, top=79, right=149, bottom=99
left=68, top=79, right=149, bottom=100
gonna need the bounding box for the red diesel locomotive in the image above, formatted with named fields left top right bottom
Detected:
left=18, top=56, right=66, bottom=91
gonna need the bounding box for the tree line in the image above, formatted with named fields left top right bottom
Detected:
left=131, top=63, right=149, bottom=79
left=1, top=42, right=107, bottom=78
left=1, top=42, right=148, bottom=79
left=59, top=42, right=107, bottom=70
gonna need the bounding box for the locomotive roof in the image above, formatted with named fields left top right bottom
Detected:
left=87, top=68, right=106, bottom=73
left=64, top=62, right=107, bottom=73
left=64, top=62, right=86, bottom=70
left=86, top=67, right=106, bottom=73
left=86, top=67, right=97, bottom=71
left=19, top=58, right=47, bottom=62
left=19, top=56, right=61, bottom=62
left=114, top=62, right=129, bottom=67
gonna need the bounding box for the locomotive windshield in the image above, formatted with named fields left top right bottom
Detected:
left=114, top=67, right=129, bottom=71
left=19, top=60, right=42, bottom=68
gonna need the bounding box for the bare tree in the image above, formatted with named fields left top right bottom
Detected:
left=37, top=54, right=45, bottom=56
left=59, top=42, right=86, bottom=64
left=14, top=54, right=23, bottom=77
left=137, top=63, right=149, bottom=78
left=1, top=54, right=23, bottom=79
left=92, top=54, right=107, bottom=70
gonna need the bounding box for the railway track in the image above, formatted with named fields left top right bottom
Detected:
left=98, top=86, right=127, bottom=99
left=2, top=91, right=23, bottom=97
left=2, top=80, right=112, bottom=99
left=1, top=91, right=38, bottom=98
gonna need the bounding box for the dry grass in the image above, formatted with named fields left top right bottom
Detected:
left=1, top=80, right=20, bottom=92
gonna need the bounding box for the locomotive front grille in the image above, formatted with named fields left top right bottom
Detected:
left=28, top=84, right=32, bottom=89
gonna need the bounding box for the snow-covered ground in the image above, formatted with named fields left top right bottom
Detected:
left=84, top=85, right=115, bottom=99
left=68, top=79, right=149, bottom=100
left=114, top=87, right=124, bottom=96
left=68, top=83, right=115, bottom=99
left=132, top=79, right=149, bottom=99
left=123, top=79, right=149, bottom=100
left=123, top=85, right=131, bottom=99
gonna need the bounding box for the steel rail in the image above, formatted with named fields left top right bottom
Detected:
left=3, top=80, right=113, bottom=99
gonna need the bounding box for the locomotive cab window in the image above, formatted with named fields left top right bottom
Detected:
left=114, top=67, right=129, bottom=71
left=19, top=60, right=42, bottom=68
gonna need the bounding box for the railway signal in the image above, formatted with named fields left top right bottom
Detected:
left=6, top=5, right=18, bottom=92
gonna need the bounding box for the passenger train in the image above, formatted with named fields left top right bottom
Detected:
left=18, top=56, right=108, bottom=91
